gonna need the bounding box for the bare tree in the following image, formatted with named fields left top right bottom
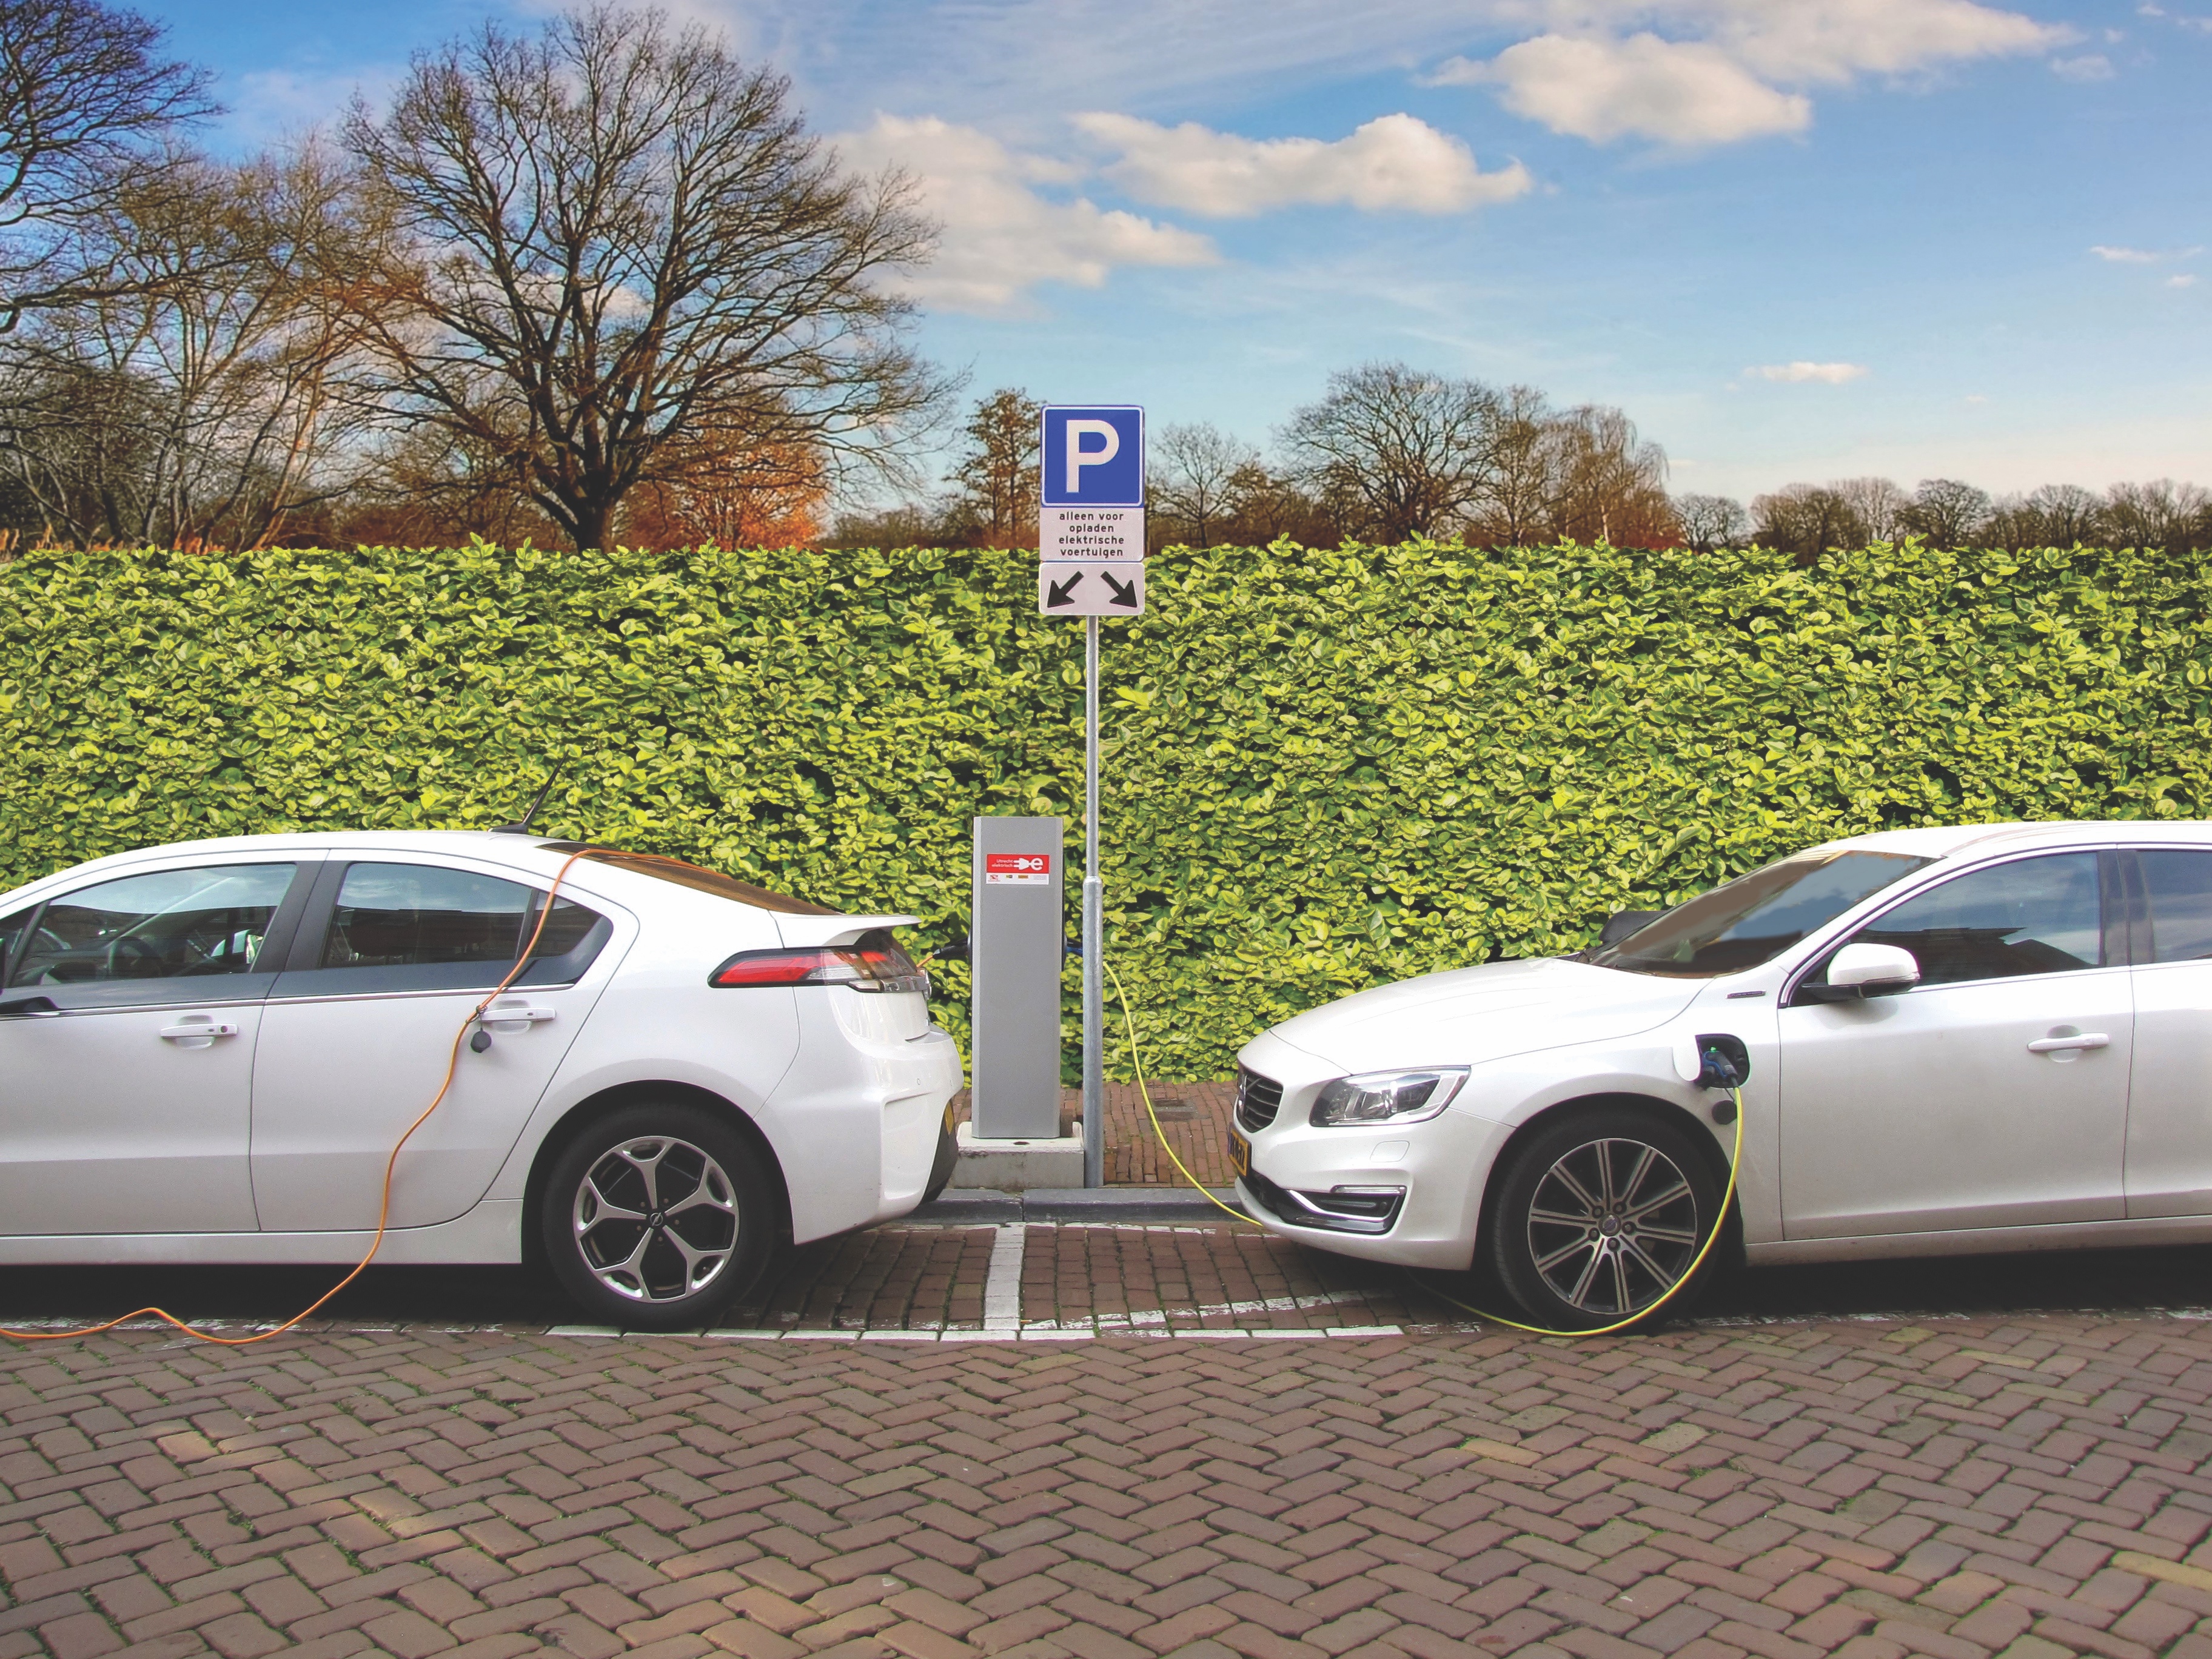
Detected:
left=943, top=387, right=1037, bottom=548
left=1281, top=362, right=1502, bottom=543
left=2105, top=479, right=2212, bottom=552
left=1151, top=421, right=1255, bottom=549
left=1833, top=477, right=1910, bottom=543
left=0, top=0, right=216, bottom=333
left=1900, top=478, right=1992, bottom=546
left=1472, top=383, right=1555, bottom=547
left=1541, top=404, right=1674, bottom=545
left=340, top=4, right=946, bottom=551
left=2024, top=483, right=2105, bottom=545
left=1752, top=484, right=1866, bottom=557
left=0, top=142, right=365, bottom=546
left=1674, top=492, right=1748, bottom=552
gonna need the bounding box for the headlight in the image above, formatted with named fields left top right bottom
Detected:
left=1308, top=1068, right=1467, bottom=1127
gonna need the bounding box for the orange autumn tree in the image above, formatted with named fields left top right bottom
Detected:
left=620, top=434, right=828, bottom=549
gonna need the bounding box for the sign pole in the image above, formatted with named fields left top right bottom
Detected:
left=1035, top=403, right=1143, bottom=1191
left=1082, top=614, right=1104, bottom=1188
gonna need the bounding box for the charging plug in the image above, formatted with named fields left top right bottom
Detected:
left=1692, top=1033, right=1750, bottom=1091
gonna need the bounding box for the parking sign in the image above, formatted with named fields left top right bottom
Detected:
left=1041, top=407, right=1144, bottom=507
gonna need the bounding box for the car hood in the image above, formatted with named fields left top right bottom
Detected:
left=1267, top=956, right=1704, bottom=1074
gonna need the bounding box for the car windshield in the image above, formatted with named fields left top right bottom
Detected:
left=1589, top=849, right=1932, bottom=977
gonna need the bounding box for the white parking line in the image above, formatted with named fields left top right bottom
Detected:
left=984, top=1223, right=1026, bottom=1331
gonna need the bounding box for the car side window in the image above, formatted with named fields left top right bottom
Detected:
left=2138, top=850, right=2212, bottom=962
left=1848, top=853, right=2103, bottom=987
left=315, top=862, right=606, bottom=981
left=9, top=865, right=297, bottom=987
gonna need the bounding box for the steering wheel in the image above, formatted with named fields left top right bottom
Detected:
left=103, top=936, right=166, bottom=979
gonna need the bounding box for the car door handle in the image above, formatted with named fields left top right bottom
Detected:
left=159, top=1022, right=240, bottom=1040
left=480, top=1004, right=556, bottom=1026
left=2027, top=1033, right=2110, bottom=1054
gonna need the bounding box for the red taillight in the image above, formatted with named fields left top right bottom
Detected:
left=709, top=936, right=928, bottom=994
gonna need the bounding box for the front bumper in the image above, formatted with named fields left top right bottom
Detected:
left=1237, top=1097, right=1514, bottom=1271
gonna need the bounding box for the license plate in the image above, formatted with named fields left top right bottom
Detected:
left=1227, top=1131, right=1251, bottom=1178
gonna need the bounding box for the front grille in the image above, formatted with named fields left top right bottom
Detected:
left=1235, top=1068, right=1282, bottom=1134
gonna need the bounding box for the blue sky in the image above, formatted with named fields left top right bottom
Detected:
left=155, top=0, right=2208, bottom=503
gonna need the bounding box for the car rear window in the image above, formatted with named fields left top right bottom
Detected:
left=1592, top=850, right=1932, bottom=978
left=540, top=844, right=837, bottom=916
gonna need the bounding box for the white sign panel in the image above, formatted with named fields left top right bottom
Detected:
left=1041, top=506, right=1144, bottom=563
left=1038, top=561, right=1145, bottom=617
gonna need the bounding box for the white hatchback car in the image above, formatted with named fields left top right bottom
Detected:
left=1234, top=820, right=2212, bottom=1329
left=0, top=831, right=964, bottom=1327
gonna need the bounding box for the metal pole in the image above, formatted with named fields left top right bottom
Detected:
left=1082, top=615, right=1104, bottom=1187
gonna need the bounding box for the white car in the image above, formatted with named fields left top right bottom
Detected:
left=0, top=831, right=963, bottom=1327
left=1234, top=820, right=2212, bottom=1329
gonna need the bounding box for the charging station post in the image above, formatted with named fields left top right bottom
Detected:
left=1037, top=404, right=1145, bottom=1188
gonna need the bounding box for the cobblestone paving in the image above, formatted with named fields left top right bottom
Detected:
left=12, top=1241, right=2212, bottom=1659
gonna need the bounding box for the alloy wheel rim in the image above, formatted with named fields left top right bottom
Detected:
left=571, top=1136, right=739, bottom=1303
left=1526, top=1136, right=1700, bottom=1316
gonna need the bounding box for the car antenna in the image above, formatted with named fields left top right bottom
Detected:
left=492, top=768, right=560, bottom=836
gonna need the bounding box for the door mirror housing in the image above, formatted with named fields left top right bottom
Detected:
left=1803, top=942, right=1920, bottom=1003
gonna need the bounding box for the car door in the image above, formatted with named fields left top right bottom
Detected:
left=249, top=857, right=620, bottom=1232
left=0, top=858, right=310, bottom=1235
left=2119, top=846, right=2212, bottom=1217
left=1778, top=849, right=2132, bottom=1239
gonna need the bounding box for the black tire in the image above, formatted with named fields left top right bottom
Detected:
left=540, top=1101, right=776, bottom=1331
left=922, top=1107, right=957, bottom=1205
left=1490, top=1105, right=1724, bottom=1333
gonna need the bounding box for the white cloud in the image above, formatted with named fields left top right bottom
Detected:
left=2091, top=244, right=2161, bottom=262
left=1426, top=0, right=2068, bottom=147
left=2171, top=273, right=2202, bottom=288
left=834, top=115, right=1215, bottom=315
left=1750, top=361, right=1869, bottom=383
left=1434, top=33, right=1811, bottom=146
left=1071, top=112, right=1531, bottom=217
left=2051, top=53, right=2116, bottom=80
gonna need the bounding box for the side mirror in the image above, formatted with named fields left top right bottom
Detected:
left=1600, top=909, right=1664, bottom=947
left=1805, top=942, right=1920, bottom=1003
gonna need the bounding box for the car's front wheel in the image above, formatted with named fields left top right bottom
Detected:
left=540, top=1102, right=776, bottom=1330
left=1490, top=1106, right=1724, bottom=1332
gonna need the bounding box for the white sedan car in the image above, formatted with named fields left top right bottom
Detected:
left=0, top=831, right=962, bottom=1327
left=1234, top=820, right=2212, bottom=1329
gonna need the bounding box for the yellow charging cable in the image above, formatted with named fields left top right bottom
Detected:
left=1104, top=957, right=1262, bottom=1227
left=1106, top=952, right=1744, bottom=1333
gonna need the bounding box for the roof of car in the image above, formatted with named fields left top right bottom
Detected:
left=1823, top=820, right=2212, bottom=859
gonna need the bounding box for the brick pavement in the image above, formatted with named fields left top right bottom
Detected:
left=10, top=1278, right=2212, bottom=1658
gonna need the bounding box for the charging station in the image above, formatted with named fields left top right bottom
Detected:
left=955, top=816, right=1084, bottom=1186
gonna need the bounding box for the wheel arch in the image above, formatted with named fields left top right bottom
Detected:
left=522, top=1082, right=794, bottom=1270
left=1476, top=1090, right=1744, bottom=1270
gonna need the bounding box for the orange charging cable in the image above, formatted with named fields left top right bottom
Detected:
left=0, top=845, right=597, bottom=1347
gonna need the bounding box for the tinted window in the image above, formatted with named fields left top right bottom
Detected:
left=1851, top=853, right=2102, bottom=986
left=1594, top=850, right=1931, bottom=978
left=321, top=863, right=598, bottom=970
left=12, top=865, right=295, bottom=985
left=538, top=843, right=834, bottom=915
left=2140, top=850, right=2212, bottom=962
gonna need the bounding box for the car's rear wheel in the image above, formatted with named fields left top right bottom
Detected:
left=541, top=1102, right=775, bottom=1330
left=1490, top=1106, right=1723, bottom=1332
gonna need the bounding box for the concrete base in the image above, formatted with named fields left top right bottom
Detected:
left=951, top=1121, right=1085, bottom=1190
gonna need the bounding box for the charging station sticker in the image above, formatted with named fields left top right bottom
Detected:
left=985, top=854, right=1051, bottom=885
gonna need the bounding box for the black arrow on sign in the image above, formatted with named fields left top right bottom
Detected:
left=1102, top=569, right=1139, bottom=608
left=1045, top=570, right=1084, bottom=608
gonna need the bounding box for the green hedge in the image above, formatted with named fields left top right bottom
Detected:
left=3, top=538, right=2208, bottom=1078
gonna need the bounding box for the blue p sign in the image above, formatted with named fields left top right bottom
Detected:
left=1041, top=406, right=1144, bottom=507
